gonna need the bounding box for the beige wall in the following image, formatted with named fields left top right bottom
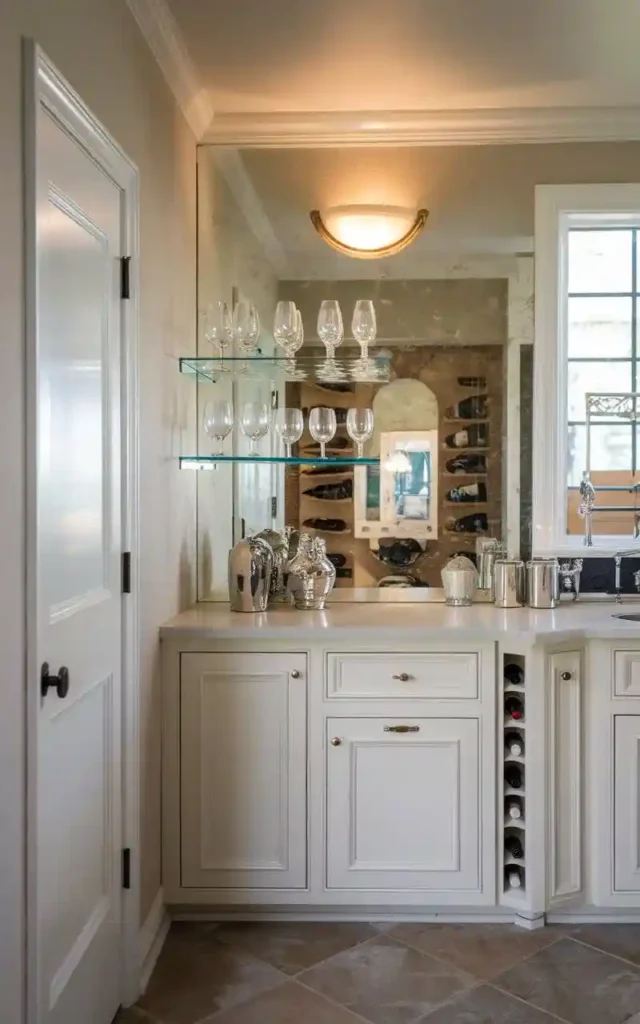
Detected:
left=0, top=2, right=197, bottom=1018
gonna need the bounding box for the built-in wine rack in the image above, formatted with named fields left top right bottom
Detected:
left=502, top=653, right=526, bottom=899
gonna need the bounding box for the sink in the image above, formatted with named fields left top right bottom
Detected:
left=613, top=613, right=640, bottom=621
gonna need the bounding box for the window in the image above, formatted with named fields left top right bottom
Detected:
left=533, top=185, right=640, bottom=555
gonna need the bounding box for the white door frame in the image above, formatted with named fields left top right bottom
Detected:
left=23, top=42, right=141, bottom=1019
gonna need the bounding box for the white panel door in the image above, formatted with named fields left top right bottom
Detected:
left=180, top=653, right=307, bottom=889
left=35, top=106, right=123, bottom=1024
left=327, top=718, right=481, bottom=893
left=614, top=716, right=640, bottom=892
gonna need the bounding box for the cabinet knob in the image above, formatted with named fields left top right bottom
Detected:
left=392, top=672, right=412, bottom=682
left=561, top=671, right=572, bottom=681
left=291, top=669, right=301, bottom=679
left=330, top=737, right=342, bottom=746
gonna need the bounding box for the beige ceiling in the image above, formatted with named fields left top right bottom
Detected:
left=227, top=142, right=640, bottom=277
left=169, top=0, right=640, bottom=114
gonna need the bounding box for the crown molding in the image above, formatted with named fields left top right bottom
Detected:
left=203, top=106, right=640, bottom=147
left=125, top=0, right=212, bottom=138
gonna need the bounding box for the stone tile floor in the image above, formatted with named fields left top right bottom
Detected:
left=116, top=922, right=640, bottom=1024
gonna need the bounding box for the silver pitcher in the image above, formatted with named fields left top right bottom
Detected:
left=287, top=534, right=336, bottom=610
left=255, top=528, right=290, bottom=604
left=228, top=536, right=273, bottom=612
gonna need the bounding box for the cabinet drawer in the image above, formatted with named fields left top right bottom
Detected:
left=326, top=652, right=478, bottom=700
left=614, top=651, right=640, bottom=696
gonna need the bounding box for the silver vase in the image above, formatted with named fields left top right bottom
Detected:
left=255, top=528, right=290, bottom=604
left=287, top=534, right=336, bottom=610
left=228, top=536, right=273, bottom=612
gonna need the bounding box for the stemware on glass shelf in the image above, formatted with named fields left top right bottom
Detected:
left=351, top=299, right=377, bottom=359
left=274, top=408, right=304, bottom=457
left=308, top=406, right=337, bottom=459
left=202, top=300, right=232, bottom=363
left=203, top=399, right=234, bottom=455
left=346, top=407, right=375, bottom=457
left=239, top=401, right=270, bottom=456
left=233, top=300, right=261, bottom=355
left=317, top=299, right=344, bottom=358
left=273, top=300, right=298, bottom=354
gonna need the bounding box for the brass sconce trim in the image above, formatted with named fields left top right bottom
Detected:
left=310, top=208, right=429, bottom=259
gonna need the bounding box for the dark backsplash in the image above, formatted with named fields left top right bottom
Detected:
left=566, top=556, right=640, bottom=595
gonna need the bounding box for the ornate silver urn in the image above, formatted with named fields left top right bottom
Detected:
left=287, top=534, right=336, bottom=610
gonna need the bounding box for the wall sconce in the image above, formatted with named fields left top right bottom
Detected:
left=310, top=204, right=428, bottom=259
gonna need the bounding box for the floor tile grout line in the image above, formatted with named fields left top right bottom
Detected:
left=386, top=928, right=565, bottom=984
left=384, top=932, right=486, bottom=982
left=293, top=976, right=380, bottom=1024
left=566, top=934, right=640, bottom=972
left=484, top=981, right=574, bottom=1024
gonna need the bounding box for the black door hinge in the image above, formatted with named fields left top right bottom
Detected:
left=271, top=390, right=279, bottom=411
left=122, top=848, right=131, bottom=889
left=271, top=496, right=278, bottom=518
left=120, top=256, right=131, bottom=300
left=122, top=552, right=131, bottom=594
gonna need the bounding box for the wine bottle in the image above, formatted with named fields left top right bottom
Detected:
left=302, top=518, right=348, bottom=533
left=504, top=731, right=524, bottom=757
left=504, top=663, right=525, bottom=686
left=303, top=480, right=353, bottom=500
left=504, top=764, right=524, bottom=789
left=446, top=395, right=489, bottom=420
left=446, top=482, right=487, bottom=504
left=302, top=465, right=353, bottom=477
left=505, top=796, right=524, bottom=820
left=446, top=513, right=489, bottom=534
left=504, top=695, right=524, bottom=721
left=505, top=866, right=525, bottom=890
left=335, top=567, right=353, bottom=579
left=446, top=454, right=487, bottom=475
left=326, top=553, right=347, bottom=568
left=458, top=376, right=487, bottom=388
left=504, top=834, right=525, bottom=860
left=444, top=425, right=489, bottom=449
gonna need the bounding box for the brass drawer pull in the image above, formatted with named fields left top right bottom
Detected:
left=392, top=672, right=412, bottom=682
left=384, top=725, right=420, bottom=733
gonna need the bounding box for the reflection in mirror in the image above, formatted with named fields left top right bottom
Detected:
left=195, top=144, right=535, bottom=598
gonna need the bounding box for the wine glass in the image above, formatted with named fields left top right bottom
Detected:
left=203, top=399, right=233, bottom=455
left=274, top=300, right=298, bottom=354
left=202, top=301, right=232, bottom=362
left=239, top=401, right=270, bottom=456
left=309, top=407, right=337, bottom=459
left=233, top=300, right=261, bottom=355
left=274, top=408, right=304, bottom=457
left=351, top=299, right=377, bottom=359
left=346, top=407, right=374, bottom=458
left=317, top=299, right=344, bottom=358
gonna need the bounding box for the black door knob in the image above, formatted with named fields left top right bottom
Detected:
left=41, top=662, right=70, bottom=699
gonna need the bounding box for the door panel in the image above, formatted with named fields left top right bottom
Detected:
left=180, top=653, right=307, bottom=889
left=614, top=716, right=640, bottom=892
left=327, top=718, right=481, bottom=892
left=36, top=104, right=123, bottom=1024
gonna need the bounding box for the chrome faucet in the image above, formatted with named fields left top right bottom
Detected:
left=614, top=549, right=640, bottom=602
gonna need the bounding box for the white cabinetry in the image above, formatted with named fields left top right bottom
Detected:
left=326, top=717, right=481, bottom=894
left=179, top=652, right=307, bottom=890
left=547, top=650, right=583, bottom=908
left=613, top=716, right=640, bottom=893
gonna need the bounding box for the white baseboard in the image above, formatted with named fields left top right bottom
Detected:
left=139, top=888, right=170, bottom=995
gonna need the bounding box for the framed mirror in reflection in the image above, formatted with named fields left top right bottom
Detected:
left=354, top=430, right=438, bottom=540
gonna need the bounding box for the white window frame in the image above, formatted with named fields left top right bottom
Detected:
left=533, top=183, right=640, bottom=556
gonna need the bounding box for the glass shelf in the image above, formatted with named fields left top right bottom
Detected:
left=180, top=455, right=380, bottom=470
left=179, top=354, right=391, bottom=384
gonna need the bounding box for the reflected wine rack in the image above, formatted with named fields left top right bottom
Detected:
left=502, top=654, right=527, bottom=901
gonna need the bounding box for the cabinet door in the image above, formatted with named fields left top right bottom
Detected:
left=180, top=653, right=307, bottom=889
left=327, top=718, right=481, bottom=893
left=614, top=716, right=640, bottom=892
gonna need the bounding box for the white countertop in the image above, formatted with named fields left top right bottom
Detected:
left=160, top=600, right=640, bottom=643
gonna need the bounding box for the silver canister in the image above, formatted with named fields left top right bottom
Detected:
left=494, top=559, right=525, bottom=608
left=228, top=536, right=273, bottom=612
left=255, top=528, right=290, bottom=604
left=526, top=558, right=560, bottom=609
left=441, top=555, right=478, bottom=607
left=476, top=537, right=506, bottom=596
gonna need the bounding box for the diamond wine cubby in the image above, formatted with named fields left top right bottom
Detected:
left=503, top=653, right=526, bottom=898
